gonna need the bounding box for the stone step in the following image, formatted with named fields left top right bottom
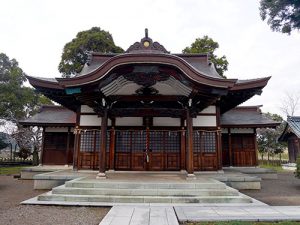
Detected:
left=64, top=180, right=227, bottom=190
left=38, top=193, right=252, bottom=204
left=52, top=186, right=239, bottom=196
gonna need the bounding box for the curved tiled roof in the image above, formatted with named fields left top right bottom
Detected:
left=279, top=116, right=300, bottom=141
left=19, top=105, right=76, bottom=126
left=221, top=106, right=280, bottom=128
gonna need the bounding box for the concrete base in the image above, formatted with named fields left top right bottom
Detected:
left=34, top=179, right=66, bottom=190
left=227, top=181, right=261, bottom=190
left=21, top=171, right=47, bottom=180
left=32, top=170, right=85, bottom=190
left=21, top=167, right=57, bottom=180
left=20, top=165, right=73, bottom=180
left=224, top=167, right=278, bottom=180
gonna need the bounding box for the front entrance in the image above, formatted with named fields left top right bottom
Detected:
left=114, top=130, right=181, bottom=171
left=76, top=128, right=220, bottom=171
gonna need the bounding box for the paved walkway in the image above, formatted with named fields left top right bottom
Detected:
left=100, top=206, right=300, bottom=225
left=176, top=206, right=300, bottom=222
left=99, top=206, right=179, bottom=225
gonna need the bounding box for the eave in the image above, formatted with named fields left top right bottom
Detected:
left=25, top=75, right=62, bottom=90
left=20, top=122, right=75, bottom=127
left=55, top=53, right=237, bottom=88
left=221, top=123, right=280, bottom=129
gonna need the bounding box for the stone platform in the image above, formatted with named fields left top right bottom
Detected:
left=22, top=167, right=265, bottom=190
left=22, top=171, right=264, bottom=206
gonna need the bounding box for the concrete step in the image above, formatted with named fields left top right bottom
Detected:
left=38, top=193, right=252, bottom=204
left=52, top=186, right=239, bottom=196
left=64, top=180, right=227, bottom=190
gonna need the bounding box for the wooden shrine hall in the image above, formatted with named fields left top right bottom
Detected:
left=21, top=30, right=279, bottom=177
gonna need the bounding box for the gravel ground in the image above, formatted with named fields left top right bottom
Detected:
left=0, top=176, right=110, bottom=225
left=241, top=171, right=300, bottom=206
left=0, top=171, right=299, bottom=225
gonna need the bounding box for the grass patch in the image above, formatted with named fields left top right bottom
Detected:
left=184, top=221, right=300, bottom=225
left=0, top=166, right=27, bottom=175
left=259, top=163, right=285, bottom=172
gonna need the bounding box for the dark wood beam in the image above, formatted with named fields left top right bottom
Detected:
left=108, top=95, right=188, bottom=102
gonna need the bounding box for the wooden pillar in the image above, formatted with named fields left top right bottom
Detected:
left=98, top=108, right=108, bottom=177
left=217, top=130, right=222, bottom=170
left=215, top=105, right=222, bottom=170
left=228, top=128, right=232, bottom=166
left=109, top=126, right=115, bottom=170
left=66, top=127, right=71, bottom=165
left=73, top=127, right=80, bottom=171
left=180, top=127, right=186, bottom=170
left=186, top=109, right=194, bottom=176
left=73, top=107, right=81, bottom=171
left=253, top=128, right=259, bottom=166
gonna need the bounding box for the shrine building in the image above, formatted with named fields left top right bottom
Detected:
left=21, top=30, right=279, bottom=177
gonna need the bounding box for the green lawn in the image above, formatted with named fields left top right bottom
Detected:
left=185, top=221, right=300, bottom=225
left=0, top=166, right=27, bottom=175
left=259, top=163, right=285, bottom=172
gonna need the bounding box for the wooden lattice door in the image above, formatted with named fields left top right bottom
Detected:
left=115, top=130, right=147, bottom=170
left=114, top=129, right=181, bottom=171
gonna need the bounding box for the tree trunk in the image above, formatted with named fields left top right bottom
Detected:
left=32, top=146, right=39, bottom=166
left=279, top=153, right=282, bottom=163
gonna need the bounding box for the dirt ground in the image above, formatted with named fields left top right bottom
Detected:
left=0, top=176, right=110, bottom=225
left=241, top=171, right=300, bottom=206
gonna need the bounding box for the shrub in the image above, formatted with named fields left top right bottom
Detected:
left=296, top=157, right=300, bottom=178
left=16, top=147, right=31, bottom=160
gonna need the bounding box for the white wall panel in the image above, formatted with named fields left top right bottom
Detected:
left=199, top=106, right=216, bottom=114
left=193, top=115, right=217, bottom=127
left=80, top=115, right=112, bottom=126
left=116, top=117, right=143, bottom=126
left=153, top=117, right=181, bottom=126
left=80, top=115, right=101, bottom=126
left=80, top=105, right=94, bottom=113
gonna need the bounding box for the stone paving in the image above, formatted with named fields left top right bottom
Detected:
left=175, top=205, right=300, bottom=222
left=99, top=205, right=300, bottom=224
left=99, top=206, right=179, bottom=225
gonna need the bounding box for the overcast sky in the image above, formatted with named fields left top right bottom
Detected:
left=1, top=0, right=300, bottom=118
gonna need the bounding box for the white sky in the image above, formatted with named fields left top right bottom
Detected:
left=1, top=0, right=300, bottom=118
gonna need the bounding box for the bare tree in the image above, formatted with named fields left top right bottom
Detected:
left=11, top=126, right=43, bottom=165
left=279, top=92, right=300, bottom=116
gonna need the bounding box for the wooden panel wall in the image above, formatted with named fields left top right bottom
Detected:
left=193, top=131, right=218, bottom=171
left=231, top=134, right=256, bottom=166
left=287, top=135, right=300, bottom=163
left=43, top=132, right=74, bottom=165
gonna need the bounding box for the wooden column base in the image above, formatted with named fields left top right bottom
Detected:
left=96, top=172, right=106, bottom=179
left=186, top=173, right=196, bottom=180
